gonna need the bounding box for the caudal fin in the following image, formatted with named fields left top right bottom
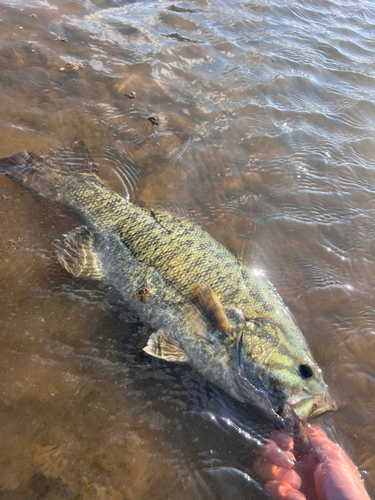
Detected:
left=0, top=140, right=98, bottom=202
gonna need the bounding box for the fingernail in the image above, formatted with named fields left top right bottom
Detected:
left=278, top=451, right=294, bottom=468
left=288, top=492, right=305, bottom=500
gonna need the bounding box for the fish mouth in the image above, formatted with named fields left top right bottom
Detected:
left=287, top=393, right=337, bottom=422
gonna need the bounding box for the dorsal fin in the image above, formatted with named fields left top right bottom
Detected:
left=51, top=139, right=98, bottom=175
left=54, top=226, right=105, bottom=280
left=71, top=139, right=98, bottom=174
left=192, top=284, right=232, bottom=336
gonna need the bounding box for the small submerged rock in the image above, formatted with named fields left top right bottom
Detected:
left=65, top=62, right=85, bottom=71
left=147, top=116, right=161, bottom=126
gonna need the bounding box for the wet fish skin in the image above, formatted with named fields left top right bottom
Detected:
left=0, top=143, right=336, bottom=423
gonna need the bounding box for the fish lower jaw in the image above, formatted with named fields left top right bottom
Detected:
left=286, top=394, right=337, bottom=423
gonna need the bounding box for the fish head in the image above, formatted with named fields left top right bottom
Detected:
left=237, top=319, right=337, bottom=422
left=282, top=354, right=337, bottom=422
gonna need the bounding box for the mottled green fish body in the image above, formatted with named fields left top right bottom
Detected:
left=0, top=143, right=336, bottom=423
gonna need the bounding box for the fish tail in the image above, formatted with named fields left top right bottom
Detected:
left=0, top=140, right=98, bottom=203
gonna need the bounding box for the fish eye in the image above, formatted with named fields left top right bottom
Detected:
left=299, top=364, right=313, bottom=379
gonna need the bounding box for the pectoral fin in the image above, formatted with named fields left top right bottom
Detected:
left=143, top=329, right=189, bottom=363
left=192, top=283, right=232, bottom=337
left=54, top=226, right=105, bottom=280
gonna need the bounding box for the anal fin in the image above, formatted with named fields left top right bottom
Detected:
left=54, top=226, right=105, bottom=280
left=143, top=329, right=189, bottom=363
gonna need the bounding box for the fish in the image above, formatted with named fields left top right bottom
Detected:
left=0, top=141, right=336, bottom=425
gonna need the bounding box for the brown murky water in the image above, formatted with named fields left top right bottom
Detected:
left=1, top=0, right=375, bottom=498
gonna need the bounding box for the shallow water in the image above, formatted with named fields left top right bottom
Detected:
left=0, top=0, right=375, bottom=498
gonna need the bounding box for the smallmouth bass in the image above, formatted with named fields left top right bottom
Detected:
left=0, top=141, right=336, bottom=425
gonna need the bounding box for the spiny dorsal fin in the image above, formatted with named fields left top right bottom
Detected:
left=143, top=329, right=189, bottom=363
left=54, top=226, right=105, bottom=280
left=71, top=139, right=98, bottom=174
left=52, top=140, right=98, bottom=175
left=192, top=283, right=232, bottom=337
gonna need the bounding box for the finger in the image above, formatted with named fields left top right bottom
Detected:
left=254, top=458, right=302, bottom=490
left=314, top=461, right=371, bottom=500
left=262, top=440, right=295, bottom=468
left=303, top=423, right=332, bottom=448
left=303, top=424, right=371, bottom=500
left=265, top=480, right=306, bottom=500
left=303, top=423, right=341, bottom=462
left=279, top=469, right=302, bottom=490
left=271, top=430, right=294, bottom=452
left=285, top=450, right=296, bottom=462
left=305, top=423, right=364, bottom=474
left=304, top=423, right=361, bottom=467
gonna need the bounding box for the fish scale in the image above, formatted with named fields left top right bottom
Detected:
left=0, top=142, right=336, bottom=426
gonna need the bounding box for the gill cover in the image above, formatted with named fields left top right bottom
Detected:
left=233, top=325, right=277, bottom=418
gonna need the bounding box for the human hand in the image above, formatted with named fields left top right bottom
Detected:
left=254, top=423, right=370, bottom=500
left=254, top=429, right=305, bottom=500
left=303, top=423, right=370, bottom=500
